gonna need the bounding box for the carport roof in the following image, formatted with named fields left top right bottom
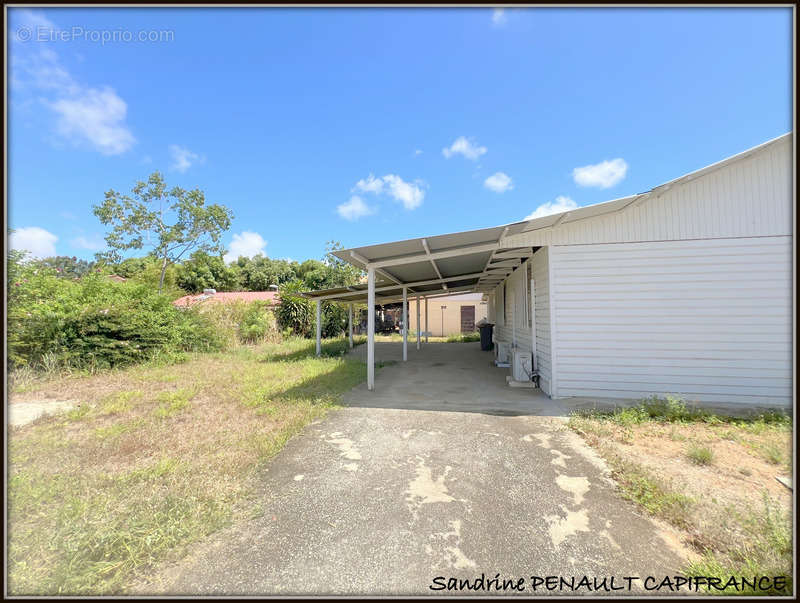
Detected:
left=302, top=220, right=535, bottom=302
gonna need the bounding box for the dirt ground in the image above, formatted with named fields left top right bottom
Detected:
left=620, top=421, right=792, bottom=511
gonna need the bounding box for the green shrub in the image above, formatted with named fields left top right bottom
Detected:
left=239, top=302, right=278, bottom=343
left=7, top=256, right=224, bottom=372
left=275, top=280, right=313, bottom=337
left=195, top=300, right=279, bottom=346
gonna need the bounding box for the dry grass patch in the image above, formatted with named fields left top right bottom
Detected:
left=569, top=397, right=792, bottom=595
left=7, top=336, right=366, bottom=595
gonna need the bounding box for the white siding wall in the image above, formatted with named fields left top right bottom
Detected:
left=550, top=236, right=792, bottom=407
left=530, top=247, right=553, bottom=395
left=501, top=135, right=792, bottom=249
left=491, top=249, right=553, bottom=393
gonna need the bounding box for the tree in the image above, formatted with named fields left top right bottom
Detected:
left=237, top=255, right=296, bottom=291
left=177, top=250, right=241, bottom=293
left=38, top=256, right=94, bottom=278
left=93, top=171, right=234, bottom=293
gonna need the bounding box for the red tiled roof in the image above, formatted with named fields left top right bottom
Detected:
left=173, top=291, right=280, bottom=308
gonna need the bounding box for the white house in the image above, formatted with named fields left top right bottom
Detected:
left=304, top=133, right=793, bottom=409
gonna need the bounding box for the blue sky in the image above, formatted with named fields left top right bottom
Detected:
left=8, top=7, right=792, bottom=263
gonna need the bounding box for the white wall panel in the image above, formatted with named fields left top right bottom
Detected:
left=550, top=236, right=792, bottom=407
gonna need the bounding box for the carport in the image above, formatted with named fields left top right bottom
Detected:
left=302, top=221, right=534, bottom=390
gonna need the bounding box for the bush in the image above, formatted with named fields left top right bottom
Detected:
left=191, top=300, right=279, bottom=346
left=239, top=302, right=278, bottom=343
left=275, top=280, right=313, bottom=337
left=7, top=257, right=224, bottom=372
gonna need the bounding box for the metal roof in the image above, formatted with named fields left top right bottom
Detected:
left=302, top=132, right=791, bottom=303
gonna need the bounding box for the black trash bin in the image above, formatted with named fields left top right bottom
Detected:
left=479, top=323, right=494, bottom=351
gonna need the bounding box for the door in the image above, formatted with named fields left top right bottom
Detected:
left=460, top=305, right=476, bottom=333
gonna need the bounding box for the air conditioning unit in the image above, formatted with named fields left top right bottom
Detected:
left=512, top=350, right=533, bottom=382
left=495, top=342, right=511, bottom=366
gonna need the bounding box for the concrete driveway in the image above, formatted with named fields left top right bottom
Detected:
left=142, top=343, right=687, bottom=595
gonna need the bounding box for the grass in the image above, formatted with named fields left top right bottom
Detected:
left=7, top=335, right=368, bottom=595
left=568, top=396, right=792, bottom=596
left=372, top=332, right=479, bottom=343
left=686, top=444, right=714, bottom=466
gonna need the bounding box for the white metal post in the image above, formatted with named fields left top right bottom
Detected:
left=416, top=295, right=421, bottom=350
left=367, top=267, right=375, bottom=390
left=402, top=286, right=408, bottom=361
left=348, top=303, right=353, bottom=348
left=315, top=299, right=321, bottom=357
left=425, top=297, right=429, bottom=342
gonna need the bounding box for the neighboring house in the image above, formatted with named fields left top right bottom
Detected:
left=304, top=132, right=792, bottom=409
left=407, top=293, right=488, bottom=336
left=173, top=290, right=280, bottom=308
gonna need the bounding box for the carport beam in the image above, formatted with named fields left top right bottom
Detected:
left=348, top=303, right=353, bottom=348
left=315, top=299, right=321, bottom=357
left=367, top=267, right=375, bottom=390
left=402, top=286, right=408, bottom=361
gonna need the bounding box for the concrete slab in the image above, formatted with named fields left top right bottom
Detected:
left=139, top=342, right=689, bottom=595
left=9, top=400, right=78, bottom=427
left=346, top=342, right=568, bottom=416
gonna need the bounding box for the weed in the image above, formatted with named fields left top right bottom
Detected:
left=612, top=457, right=695, bottom=529
left=100, top=391, right=142, bottom=416
left=94, top=423, right=131, bottom=440
left=760, top=442, right=786, bottom=465
left=686, top=444, right=714, bottom=466
left=153, top=389, right=195, bottom=419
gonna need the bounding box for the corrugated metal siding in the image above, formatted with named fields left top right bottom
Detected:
left=501, top=135, right=792, bottom=248
left=551, top=236, right=792, bottom=406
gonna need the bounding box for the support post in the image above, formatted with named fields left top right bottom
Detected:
left=416, top=295, right=421, bottom=350
left=424, top=297, right=429, bottom=343
left=348, top=303, right=353, bottom=348
left=315, top=299, right=321, bottom=357
left=367, top=267, right=375, bottom=391
left=402, top=286, right=408, bottom=361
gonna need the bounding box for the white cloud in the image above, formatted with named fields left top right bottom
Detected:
left=337, top=195, right=375, bottom=221
left=414, top=149, right=423, bottom=156
left=224, top=231, right=267, bottom=264
left=353, top=174, right=384, bottom=194
left=484, top=171, right=513, bottom=193
left=349, top=174, right=425, bottom=211
left=13, top=9, right=57, bottom=37
left=50, top=87, right=136, bottom=155
left=524, top=196, right=578, bottom=220
left=169, top=144, right=204, bottom=173
left=442, top=136, right=487, bottom=161
left=10, top=226, right=58, bottom=258
left=70, top=235, right=105, bottom=251
left=382, top=174, right=425, bottom=210
left=572, top=158, right=628, bottom=188
left=12, top=40, right=135, bottom=155
left=492, top=9, right=508, bottom=26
